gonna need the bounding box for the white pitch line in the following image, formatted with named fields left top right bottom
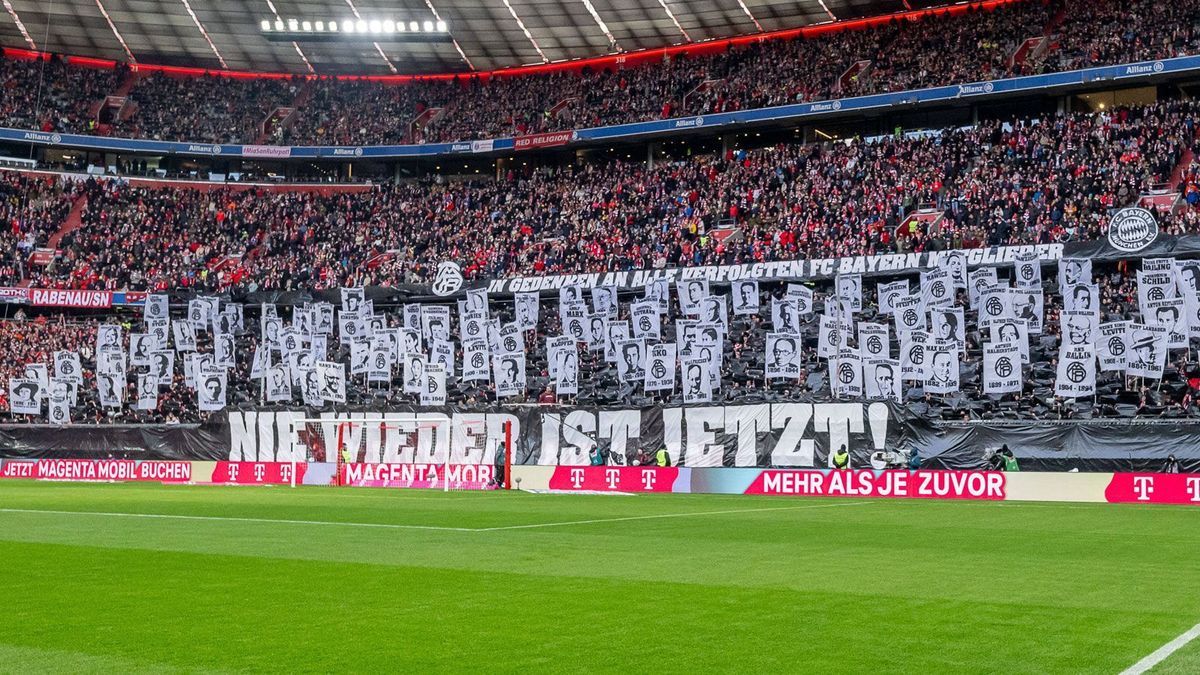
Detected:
left=0, top=501, right=872, bottom=534
left=1119, top=622, right=1200, bottom=675
left=474, top=501, right=874, bottom=531
left=0, top=508, right=477, bottom=532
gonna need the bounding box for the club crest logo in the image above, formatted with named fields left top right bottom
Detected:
left=652, top=361, right=667, bottom=379
left=866, top=335, right=883, bottom=354
left=1107, top=207, right=1158, bottom=252
left=1067, top=361, right=1088, bottom=383
left=838, top=363, right=856, bottom=383
left=431, top=262, right=464, bottom=296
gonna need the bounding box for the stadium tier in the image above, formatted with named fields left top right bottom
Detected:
left=4, top=251, right=1200, bottom=431
left=1, top=0, right=1199, bottom=147
left=2, top=100, right=1197, bottom=291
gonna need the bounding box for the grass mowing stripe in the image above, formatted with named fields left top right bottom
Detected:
left=0, top=501, right=871, bottom=533
left=0, top=507, right=478, bottom=532
left=1122, top=622, right=1200, bottom=675
left=475, top=500, right=875, bottom=530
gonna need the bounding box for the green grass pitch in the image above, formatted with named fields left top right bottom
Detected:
left=0, top=481, right=1198, bottom=673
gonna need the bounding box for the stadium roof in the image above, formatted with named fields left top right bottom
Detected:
left=0, top=0, right=990, bottom=76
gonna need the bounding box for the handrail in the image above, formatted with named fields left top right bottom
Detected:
left=0, top=54, right=1196, bottom=162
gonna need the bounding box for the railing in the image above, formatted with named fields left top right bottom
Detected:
left=2, top=54, right=1199, bottom=161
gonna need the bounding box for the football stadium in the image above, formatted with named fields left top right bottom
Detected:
left=1, top=0, right=1199, bottom=671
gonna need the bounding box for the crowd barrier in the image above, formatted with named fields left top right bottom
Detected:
left=2, top=458, right=1196, bottom=506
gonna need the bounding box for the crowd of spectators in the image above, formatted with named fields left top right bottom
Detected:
left=1046, top=0, right=1200, bottom=72
left=0, top=55, right=122, bottom=134
left=6, top=1, right=1200, bottom=146
left=0, top=171, right=83, bottom=285
left=112, top=72, right=301, bottom=144
left=6, top=100, right=1196, bottom=293
left=4, top=255, right=1200, bottom=425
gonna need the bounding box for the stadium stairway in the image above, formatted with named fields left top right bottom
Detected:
left=1009, top=37, right=1045, bottom=71
left=682, top=80, right=722, bottom=112
left=253, top=79, right=314, bottom=144
left=409, top=106, right=445, bottom=143
left=897, top=206, right=944, bottom=238
left=548, top=97, right=578, bottom=119
left=836, top=61, right=872, bottom=94
left=1031, top=3, right=1070, bottom=65
left=84, top=67, right=138, bottom=128
left=46, top=190, right=88, bottom=250
left=1170, top=147, right=1195, bottom=191
left=1139, top=129, right=1200, bottom=212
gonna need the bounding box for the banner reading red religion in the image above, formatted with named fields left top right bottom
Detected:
left=513, top=131, right=574, bottom=151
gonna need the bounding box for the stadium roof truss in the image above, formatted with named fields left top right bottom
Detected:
left=0, top=0, right=952, bottom=75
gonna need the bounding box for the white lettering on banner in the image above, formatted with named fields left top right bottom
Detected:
left=29, top=289, right=112, bottom=308
left=1188, top=477, right=1200, bottom=502
left=0, top=459, right=191, bottom=482
left=809, top=100, right=842, bottom=112
left=242, top=145, right=293, bottom=159
left=753, top=469, right=1004, bottom=499
left=229, top=411, right=516, bottom=463
left=22, top=131, right=58, bottom=143
left=1124, top=61, right=1164, bottom=76
left=341, top=463, right=493, bottom=486
left=233, top=403, right=891, bottom=467
left=956, top=82, right=996, bottom=96
left=485, top=244, right=1064, bottom=294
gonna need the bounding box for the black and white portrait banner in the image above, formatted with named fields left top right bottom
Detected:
left=858, top=323, right=890, bottom=360
left=831, top=348, right=863, bottom=399
left=864, top=358, right=901, bottom=402
left=732, top=280, right=760, bottom=315
left=1013, top=251, right=1041, bottom=290
left=923, top=340, right=959, bottom=395
left=1097, top=321, right=1129, bottom=372
left=877, top=280, right=908, bottom=316
left=1055, top=344, right=1097, bottom=398
left=983, top=342, right=1022, bottom=395
left=1127, top=324, right=1167, bottom=379
left=644, top=343, right=676, bottom=392
left=765, top=333, right=801, bottom=380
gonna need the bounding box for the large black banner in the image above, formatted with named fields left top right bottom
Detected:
left=2, top=404, right=1199, bottom=472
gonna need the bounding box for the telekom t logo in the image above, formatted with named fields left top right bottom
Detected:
left=1133, top=476, right=1154, bottom=501
left=254, top=463, right=266, bottom=482
left=570, top=468, right=585, bottom=488
left=605, top=469, right=620, bottom=490
left=1188, top=477, right=1200, bottom=502
left=642, top=470, right=657, bottom=490
left=228, top=464, right=239, bottom=481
